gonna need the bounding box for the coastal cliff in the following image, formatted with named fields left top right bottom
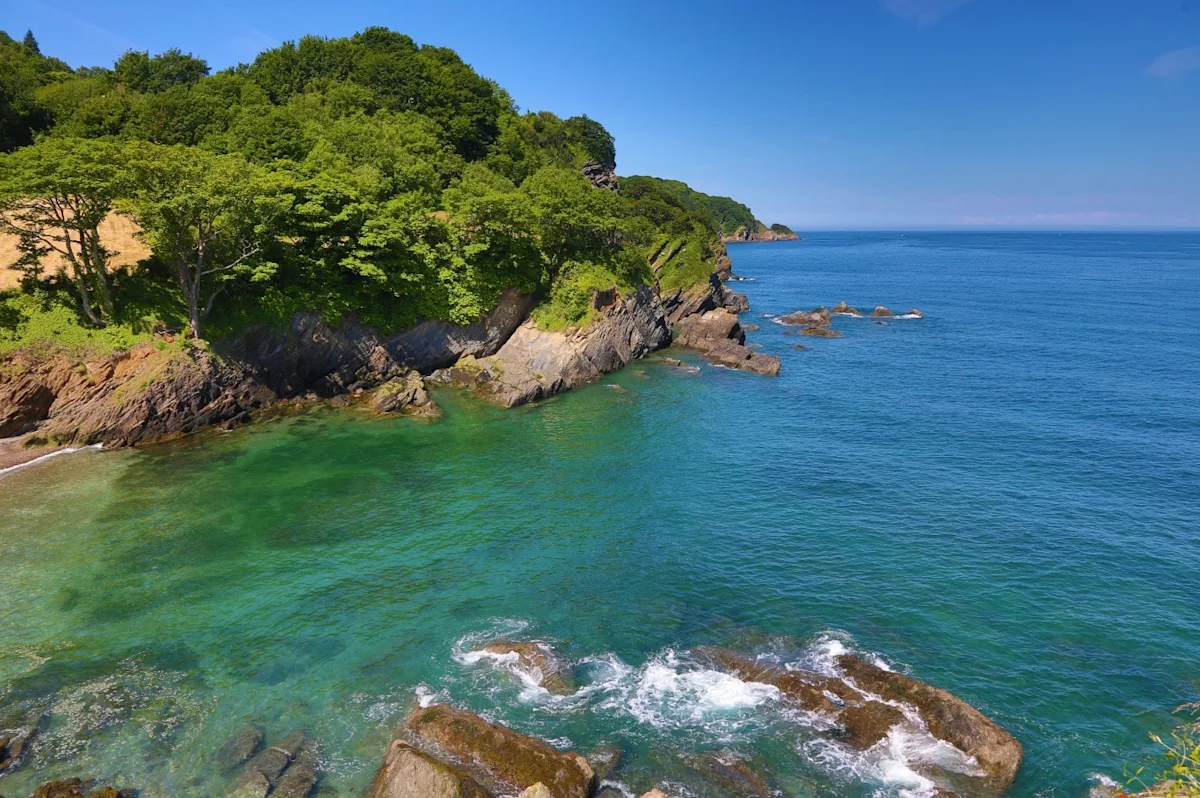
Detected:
left=721, top=222, right=801, bottom=243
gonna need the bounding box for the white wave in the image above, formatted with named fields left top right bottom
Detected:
left=598, top=781, right=636, bottom=798
left=0, top=443, right=102, bottom=477
left=896, top=313, right=923, bottom=320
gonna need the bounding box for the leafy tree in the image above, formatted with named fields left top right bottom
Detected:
left=566, top=115, right=615, bottom=169
left=0, top=137, right=130, bottom=323
left=114, top=48, right=209, bottom=93
left=124, top=145, right=294, bottom=338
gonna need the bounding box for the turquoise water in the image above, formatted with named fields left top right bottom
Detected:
left=1, top=232, right=1198, bottom=797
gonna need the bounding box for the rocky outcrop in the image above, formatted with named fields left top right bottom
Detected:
left=581, top=161, right=619, bottom=192
left=779, top=307, right=832, bottom=327
left=872, top=305, right=894, bottom=318
left=219, top=725, right=265, bottom=770
left=837, top=654, right=1023, bottom=790
left=480, top=640, right=576, bottom=695
left=673, top=309, right=779, bottom=376
left=832, top=301, right=862, bottom=317
left=700, top=648, right=1022, bottom=793
left=432, top=286, right=670, bottom=408
left=405, top=704, right=594, bottom=798
left=691, top=752, right=772, bottom=797
left=659, top=273, right=748, bottom=326
left=721, top=224, right=800, bottom=243
left=369, top=740, right=491, bottom=798
left=368, top=371, right=441, bottom=418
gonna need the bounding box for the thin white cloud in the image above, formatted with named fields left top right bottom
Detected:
left=1144, top=45, right=1200, bottom=78
left=881, top=0, right=975, bottom=28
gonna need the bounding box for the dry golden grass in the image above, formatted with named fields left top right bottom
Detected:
left=0, top=214, right=151, bottom=292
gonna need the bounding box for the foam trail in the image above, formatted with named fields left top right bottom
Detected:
left=0, top=444, right=102, bottom=477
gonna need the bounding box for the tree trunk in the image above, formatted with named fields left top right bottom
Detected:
left=87, top=230, right=116, bottom=322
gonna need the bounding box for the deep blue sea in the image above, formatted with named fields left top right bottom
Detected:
left=1, top=232, right=1198, bottom=797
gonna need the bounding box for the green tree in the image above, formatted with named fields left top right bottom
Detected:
left=0, top=137, right=130, bottom=323
left=22, top=30, right=39, bottom=55
left=114, top=48, right=209, bottom=93
left=124, top=145, right=294, bottom=338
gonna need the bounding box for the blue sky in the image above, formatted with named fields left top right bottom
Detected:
left=7, top=0, right=1200, bottom=229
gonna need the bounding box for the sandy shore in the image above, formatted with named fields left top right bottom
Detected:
left=0, top=435, right=71, bottom=474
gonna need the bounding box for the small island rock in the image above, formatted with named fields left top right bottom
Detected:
left=481, top=640, right=576, bottom=695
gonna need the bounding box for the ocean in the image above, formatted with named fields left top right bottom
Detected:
left=1, top=232, right=1198, bottom=796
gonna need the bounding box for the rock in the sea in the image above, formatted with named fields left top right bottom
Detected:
left=906, top=308, right=924, bottom=318
left=701, top=340, right=781, bottom=376
left=369, top=371, right=441, bottom=418
left=698, top=648, right=850, bottom=715
left=871, top=305, right=894, bottom=317
left=837, top=700, right=906, bottom=749
left=481, top=640, right=576, bottom=695
left=31, top=779, right=134, bottom=798
left=799, top=327, right=842, bottom=338
left=692, top=752, right=772, bottom=797
left=792, top=344, right=808, bottom=350
left=743, top=323, right=760, bottom=332
left=832, top=301, right=862, bottom=317
left=837, top=654, right=1022, bottom=789
left=229, top=730, right=309, bottom=796
left=406, top=704, right=594, bottom=798
left=778, top=307, right=832, bottom=327
left=272, top=737, right=322, bottom=798
left=0, top=724, right=35, bottom=774
left=587, top=745, right=623, bottom=781
left=640, top=791, right=670, bottom=798
left=369, top=739, right=491, bottom=798
left=675, top=308, right=744, bottom=350
left=219, top=725, right=264, bottom=769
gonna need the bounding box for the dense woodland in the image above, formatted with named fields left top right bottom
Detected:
left=0, top=27, right=775, bottom=351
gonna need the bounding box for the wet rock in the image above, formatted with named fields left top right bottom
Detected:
left=273, top=738, right=322, bottom=798
left=799, top=327, right=842, bottom=338
left=640, top=791, right=670, bottom=798
left=369, top=371, right=442, bottom=419
left=697, top=647, right=849, bottom=714
left=218, top=724, right=264, bottom=769
left=832, top=301, right=862, bottom=317
left=587, top=745, right=623, bottom=781
left=369, top=739, right=490, bottom=798
left=837, top=700, right=906, bottom=749
left=228, top=770, right=272, bottom=798
left=701, top=340, right=781, bottom=376
left=519, top=784, right=553, bottom=798
left=779, top=307, right=832, bottom=327
left=406, top=704, right=594, bottom=798
left=872, top=305, right=894, bottom=317
left=30, top=780, right=133, bottom=798
left=595, top=789, right=625, bottom=798
left=693, top=752, right=772, bottom=797
left=793, top=344, right=808, bottom=350
left=481, top=640, right=576, bottom=695
left=0, top=724, right=35, bottom=774
left=230, top=730, right=308, bottom=795
left=837, top=655, right=1022, bottom=790
left=906, top=309, right=924, bottom=318
left=743, top=324, right=760, bottom=332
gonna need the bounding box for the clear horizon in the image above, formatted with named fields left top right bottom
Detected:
left=8, top=0, right=1199, bottom=230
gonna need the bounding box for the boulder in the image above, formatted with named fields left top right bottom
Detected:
left=229, top=730, right=308, bottom=795
left=872, top=305, right=894, bottom=317
left=778, top=308, right=832, bottom=327
left=480, top=640, right=576, bottom=695
left=581, top=161, right=619, bottom=192
left=368, top=739, right=491, bottom=798
left=272, top=737, right=322, bottom=798
left=799, top=327, right=842, bottom=338
left=837, top=655, right=1022, bottom=789
left=832, top=302, right=862, bottom=316
left=369, top=371, right=442, bottom=418
left=406, top=704, right=594, bottom=798
left=218, top=725, right=264, bottom=769
left=0, top=724, right=34, bottom=774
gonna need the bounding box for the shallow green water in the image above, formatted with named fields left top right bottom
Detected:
left=1, top=233, right=1198, bottom=797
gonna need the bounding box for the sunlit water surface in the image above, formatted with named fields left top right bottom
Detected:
left=1, top=232, right=1198, bottom=797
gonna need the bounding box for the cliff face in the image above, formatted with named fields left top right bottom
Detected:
left=0, top=266, right=764, bottom=457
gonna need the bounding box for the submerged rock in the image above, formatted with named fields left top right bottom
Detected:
left=218, top=724, right=264, bottom=769
left=743, top=323, right=760, bottom=332
left=692, top=752, right=772, bottom=797
left=799, top=327, right=842, bottom=338
left=836, top=655, right=1022, bottom=789
left=30, top=779, right=134, bottom=798
left=406, top=704, right=594, bottom=798
left=228, top=730, right=315, bottom=798
left=369, top=739, right=491, bottom=798
left=480, top=640, right=577, bottom=695
left=587, top=745, right=623, bottom=781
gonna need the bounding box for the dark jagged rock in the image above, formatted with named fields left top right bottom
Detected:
left=438, top=286, right=670, bottom=408
left=587, top=745, right=623, bottom=781
left=581, top=160, right=619, bottom=192
left=219, top=725, right=264, bottom=769
left=0, top=724, right=34, bottom=775
left=837, top=655, right=1022, bottom=790
left=480, top=640, right=576, bottom=695
left=369, top=371, right=441, bottom=418
left=721, top=288, right=750, bottom=314
left=659, top=273, right=749, bottom=326
left=0, top=376, right=54, bottom=437
left=369, top=740, right=493, bottom=798
left=386, top=289, right=536, bottom=373
left=406, top=704, right=594, bottom=798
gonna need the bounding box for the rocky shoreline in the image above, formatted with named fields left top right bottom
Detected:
left=1, top=637, right=1025, bottom=797
left=0, top=270, right=764, bottom=464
